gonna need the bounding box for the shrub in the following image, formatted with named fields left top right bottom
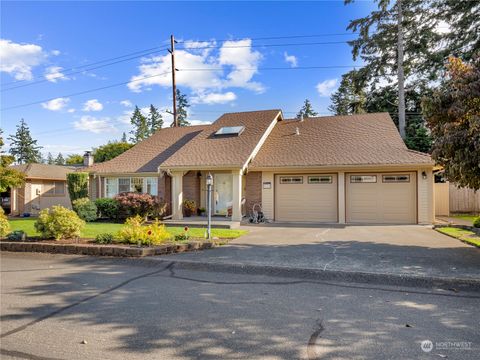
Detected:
left=7, top=230, right=26, bottom=241
left=0, top=207, right=11, bottom=237
left=95, top=233, right=115, bottom=244
left=117, top=216, right=172, bottom=245
left=115, top=192, right=156, bottom=219
left=34, top=206, right=85, bottom=240
left=67, top=172, right=89, bottom=202
left=474, top=217, right=480, bottom=228
left=183, top=199, right=196, bottom=217
left=174, top=226, right=190, bottom=242
left=72, top=197, right=97, bottom=222
left=95, top=198, right=119, bottom=220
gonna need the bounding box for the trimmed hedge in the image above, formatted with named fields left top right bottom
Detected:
left=67, top=172, right=89, bottom=202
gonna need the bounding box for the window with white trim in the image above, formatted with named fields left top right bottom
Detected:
left=350, top=175, right=377, bottom=183
left=42, top=181, right=65, bottom=196
left=308, top=176, right=332, bottom=184
left=131, top=177, right=144, bottom=192
left=146, top=177, right=158, bottom=196
left=383, top=174, right=410, bottom=183
left=280, top=176, right=303, bottom=184
left=106, top=178, right=118, bottom=198
left=118, top=178, right=130, bottom=193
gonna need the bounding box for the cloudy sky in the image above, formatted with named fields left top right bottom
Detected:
left=1, top=1, right=373, bottom=156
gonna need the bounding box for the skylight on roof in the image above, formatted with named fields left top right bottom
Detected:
left=214, top=126, right=245, bottom=136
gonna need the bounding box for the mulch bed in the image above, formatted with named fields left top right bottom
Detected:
left=0, top=239, right=216, bottom=257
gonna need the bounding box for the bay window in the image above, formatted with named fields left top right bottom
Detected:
left=105, top=177, right=158, bottom=198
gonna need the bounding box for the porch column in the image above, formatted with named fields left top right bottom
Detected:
left=171, top=171, right=183, bottom=220
left=232, top=170, right=243, bottom=222
left=338, top=172, right=346, bottom=224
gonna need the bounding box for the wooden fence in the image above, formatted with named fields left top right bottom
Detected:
left=435, top=182, right=480, bottom=216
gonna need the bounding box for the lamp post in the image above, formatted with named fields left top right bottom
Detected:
left=206, top=173, right=213, bottom=240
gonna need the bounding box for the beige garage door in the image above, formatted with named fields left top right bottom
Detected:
left=346, top=173, right=416, bottom=224
left=275, top=174, right=337, bottom=222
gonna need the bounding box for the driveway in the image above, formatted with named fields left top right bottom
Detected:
left=165, top=225, right=480, bottom=281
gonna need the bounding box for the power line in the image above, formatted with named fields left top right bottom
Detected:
left=176, top=40, right=351, bottom=51
left=178, top=65, right=360, bottom=72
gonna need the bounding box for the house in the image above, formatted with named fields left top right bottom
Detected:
left=8, top=163, right=74, bottom=216
left=85, top=110, right=435, bottom=224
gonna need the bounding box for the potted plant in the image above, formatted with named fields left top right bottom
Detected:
left=198, top=207, right=206, bottom=216
left=183, top=199, right=196, bottom=217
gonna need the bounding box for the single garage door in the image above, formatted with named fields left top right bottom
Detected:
left=346, top=173, right=416, bottom=224
left=275, top=174, right=337, bottom=222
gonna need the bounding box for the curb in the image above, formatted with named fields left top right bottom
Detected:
left=138, top=257, right=480, bottom=292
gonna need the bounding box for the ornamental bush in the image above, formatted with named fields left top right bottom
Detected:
left=473, top=217, right=480, bottom=228
left=34, top=206, right=85, bottom=240
left=72, top=197, right=97, bottom=222
left=117, top=216, right=172, bottom=245
left=66, top=172, right=89, bottom=202
left=95, top=198, right=119, bottom=220
left=0, top=207, right=10, bottom=237
left=95, top=232, right=115, bottom=244
left=115, top=192, right=156, bottom=219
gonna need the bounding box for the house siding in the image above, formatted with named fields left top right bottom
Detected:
left=417, top=168, right=434, bottom=224
left=183, top=171, right=201, bottom=209
left=245, top=171, right=262, bottom=217
left=261, top=172, right=275, bottom=220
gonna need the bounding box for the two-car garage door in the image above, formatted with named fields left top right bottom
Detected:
left=274, top=172, right=416, bottom=224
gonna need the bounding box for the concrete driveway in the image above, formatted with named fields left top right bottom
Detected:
left=166, top=224, right=480, bottom=282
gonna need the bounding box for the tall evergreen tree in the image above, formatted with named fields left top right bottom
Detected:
left=329, top=70, right=367, bottom=115
left=46, top=152, right=55, bottom=165
left=121, top=132, right=128, bottom=143
left=296, top=99, right=318, bottom=118
left=55, top=152, right=65, bottom=165
left=148, top=104, right=163, bottom=133
left=7, top=119, right=42, bottom=164
left=176, top=89, right=190, bottom=127
left=129, top=106, right=149, bottom=143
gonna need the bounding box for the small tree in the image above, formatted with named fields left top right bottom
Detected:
left=129, top=106, right=149, bottom=143
left=121, top=132, right=128, bottom=143
left=55, top=153, right=65, bottom=165
left=0, top=129, right=25, bottom=191
left=46, top=152, right=55, bottom=164
left=7, top=119, right=42, bottom=164
left=148, top=104, right=163, bottom=133
left=93, top=141, right=133, bottom=163
left=66, top=154, right=84, bottom=165
left=66, top=172, right=89, bottom=202
left=329, top=70, right=367, bottom=115
left=296, top=99, right=318, bottom=118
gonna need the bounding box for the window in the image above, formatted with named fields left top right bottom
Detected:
left=214, top=126, right=245, bottom=136
left=280, top=176, right=303, bottom=184
left=350, top=175, right=377, bottom=183
left=308, top=176, right=332, bottom=184
left=42, top=181, right=65, bottom=196
left=131, top=177, right=143, bottom=192
left=118, top=178, right=130, bottom=193
left=106, top=178, right=118, bottom=198
left=383, top=174, right=410, bottom=183
left=146, top=177, right=158, bottom=196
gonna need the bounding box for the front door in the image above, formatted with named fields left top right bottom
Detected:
left=214, top=174, right=232, bottom=215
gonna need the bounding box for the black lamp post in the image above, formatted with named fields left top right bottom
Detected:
left=206, top=173, right=213, bottom=239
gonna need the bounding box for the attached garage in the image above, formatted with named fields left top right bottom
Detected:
left=346, top=172, right=416, bottom=224
left=275, top=174, right=338, bottom=222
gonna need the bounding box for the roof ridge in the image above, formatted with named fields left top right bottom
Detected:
left=283, top=112, right=390, bottom=121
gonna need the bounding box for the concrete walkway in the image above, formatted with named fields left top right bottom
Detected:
left=162, top=225, right=480, bottom=287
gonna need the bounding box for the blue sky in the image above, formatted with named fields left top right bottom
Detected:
left=1, top=1, right=373, bottom=156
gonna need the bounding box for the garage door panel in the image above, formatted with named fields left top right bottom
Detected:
left=347, top=172, right=416, bottom=224
left=275, top=174, right=337, bottom=222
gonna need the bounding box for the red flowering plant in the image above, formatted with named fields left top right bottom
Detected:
left=115, top=192, right=156, bottom=220
left=175, top=226, right=190, bottom=242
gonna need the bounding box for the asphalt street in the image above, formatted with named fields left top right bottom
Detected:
left=1, top=252, right=479, bottom=359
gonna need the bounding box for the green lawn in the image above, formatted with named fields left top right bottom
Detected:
left=436, top=227, right=480, bottom=247
left=452, top=214, right=478, bottom=225
left=7, top=218, right=247, bottom=240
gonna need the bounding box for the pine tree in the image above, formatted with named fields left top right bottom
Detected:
left=329, top=70, right=367, bottom=115
left=148, top=104, right=163, bottom=133
left=46, top=152, right=55, bottom=164
left=55, top=152, right=65, bottom=165
left=121, top=132, right=128, bottom=143
left=129, top=106, right=149, bottom=143
left=296, top=99, right=318, bottom=118
left=176, top=89, right=190, bottom=127
left=7, top=119, right=42, bottom=164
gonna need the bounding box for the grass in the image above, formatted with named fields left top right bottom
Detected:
left=452, top=214, right=479, bottom=225
left=436, top=227, right=480, bottom=247
left=7, top=218, right=247, bottom=240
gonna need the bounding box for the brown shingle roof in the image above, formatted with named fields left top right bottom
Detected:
left=161, top=109, right=282, bottom=168
left=250, top=113, right=433, bottom=168
left=10, top=163, right=75, bottom=180
left=86, top=125, right=209, bottom=174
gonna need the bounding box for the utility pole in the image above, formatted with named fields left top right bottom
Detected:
left=397, top=0, right=406, bottom=139
left=169, top=34, right=178, bottom=127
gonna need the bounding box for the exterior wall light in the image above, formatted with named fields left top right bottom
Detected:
left=422, top=171, right=427, bottom=180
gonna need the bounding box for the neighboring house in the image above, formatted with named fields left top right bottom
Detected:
left=9, top=163, right=74, bottom=216
left=85, top=110, right=435, bottom=224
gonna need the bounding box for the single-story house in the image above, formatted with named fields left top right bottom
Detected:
left=8, top=163, right=73, bottom=215
left=85, top=110, right=435, bottom=224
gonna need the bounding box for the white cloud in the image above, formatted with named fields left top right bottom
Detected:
left=44, top=66, right=69, bottom=82
left=284, top=52, right=298, bottom=68
left=120, top=100, right=133, bottom=107
left=316, top=79, right=338, bottom=97
left=74, top=116, right=115, bottom=133
left=41, top=97, right=70, bottom=111
left=128, top=38, right=264, bottom=94
left=51, top=50, right=61, bottom=56
left=191, top=91, right=237, bottom=105
left=67, top=108, right=76, bottom=113
left=83, top=99, right=103, bottom=112
left=0, top=39, right=46, bottom=80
